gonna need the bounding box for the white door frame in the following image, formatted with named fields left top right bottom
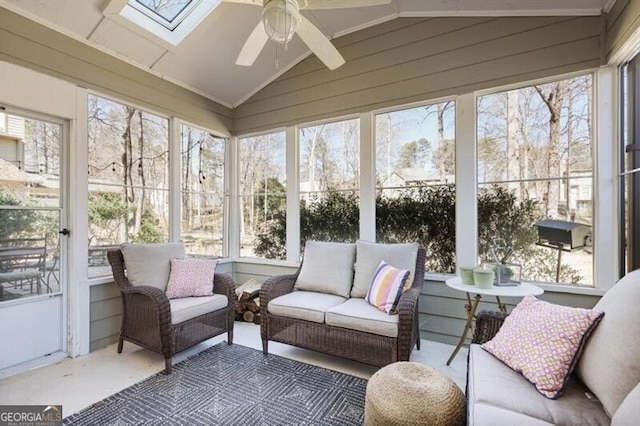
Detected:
left=0, top=105, right=70, bottom=371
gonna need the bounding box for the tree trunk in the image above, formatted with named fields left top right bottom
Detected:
left=183, top=129, right=193, bottom=227
left=134, top=110, right=146, bottom=234
left=536, top=82, right=566, bottom=218
left=121, top=107, right=136, bottom=240
left=507, top=91, right=520, bottom=194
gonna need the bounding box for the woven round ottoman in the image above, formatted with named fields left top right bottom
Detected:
left=364, top=362, right=465, bottom=426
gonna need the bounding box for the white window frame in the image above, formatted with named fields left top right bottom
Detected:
left=103, top=0, right=221, bottom=49
left=86, top=90, right=172, bottom=282
left=174, top=119, right=230, bottom=257
left=233, top=70, right=618, bottom=294
left=470, top=69, right=618, bottom=293
left=233, top=128, right=291, bottom=261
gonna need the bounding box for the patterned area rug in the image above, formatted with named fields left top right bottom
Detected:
left=63, top=343, right=368, bottom=425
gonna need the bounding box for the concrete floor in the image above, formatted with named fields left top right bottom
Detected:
left=0, top=322, right=469, bottom=418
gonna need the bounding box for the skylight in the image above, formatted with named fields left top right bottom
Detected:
left=129, top=0, right=198, bottom=31
left=104, top=0, right=221, bottom=47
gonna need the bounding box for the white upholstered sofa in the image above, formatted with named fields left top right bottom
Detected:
left=467, top=269, right=640, bottom=426
left=260, top=240, right=426, bottom=366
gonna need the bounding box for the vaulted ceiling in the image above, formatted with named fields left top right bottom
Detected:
left=0, top=0, right=613, bottom=108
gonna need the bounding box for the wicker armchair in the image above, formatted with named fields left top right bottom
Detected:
left=471, top=310, right=509, bottom=344
left=107, top=249, right=236, bottom=373
left=260, top=247, right=426, bottom=367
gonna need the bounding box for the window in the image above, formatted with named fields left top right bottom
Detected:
left=298, top=119, right=360, bottom=250
left=620, top=56, right=640, bottom=274
left=130, top=0, right=197, bottom=30
left=477, top=75, right=594, bottom=286
left=106, top=0, right=221, bottom=46
left=0, top=114, right=63, bottom=301
left=375, top=101, right=456, bottom=273
left=238, top=131, right=286, bottom=260
left=87, top=95, right=169, bottom=278
left=181, top=125, right=226, bottom=258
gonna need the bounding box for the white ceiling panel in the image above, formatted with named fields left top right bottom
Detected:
left=5, top=0, right=104, bottom=38
left=90, top=18, right=168, bottom=68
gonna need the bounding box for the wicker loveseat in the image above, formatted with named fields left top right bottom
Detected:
left=107, top=243, right=236, bottom=374
left=260, top=240, right=426, bottom=367
left=467, top=269, right=640, bottom=426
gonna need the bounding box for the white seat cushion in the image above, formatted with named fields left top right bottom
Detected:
left=351, top=240, right=419, bottom=298
left=325, top=298, right=399, bottom=337
left=294, top=241, right=356, bottom=298
left=468, top=345, right=610, bottom=426
left=268, top=291, right=346, bottom=323
left=121, top=243, right=186, bottom=292
left=169, top=294, right=228, bottom=325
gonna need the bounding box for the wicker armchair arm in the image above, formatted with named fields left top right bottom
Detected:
left=260, top=273, right=297, bottom=311
left=397, top=287, right=421, bottom=361
left=120, top=284, right=171, bottom=312
left=214, top=272, right=238, bottom=310
left=120, top=285, right=173, bottom=357
left=472, top=310, right=509, bottom=344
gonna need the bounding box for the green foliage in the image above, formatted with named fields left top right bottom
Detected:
left=0, top=190, right=36, bottom=239
left=89, top=192, right=128, bottom=224
left=397, top=138, right=431, bottom=168
left=377, top=185, right=455, bottom=273
left=253, top=185, right=584, bottom=283
left=130, top=208, right=164, bottom=244
left=252, top=178, right=286, bottom=223
left=477, top=185, right=540, bottom=258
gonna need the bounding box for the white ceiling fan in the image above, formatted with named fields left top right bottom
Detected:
left=222, top=0, right=392, bottom=70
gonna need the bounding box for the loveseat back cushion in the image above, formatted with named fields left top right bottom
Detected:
left=611, top=383, right=640, bottom=426
left=121, top=243, right=186, bottom=292
left=468, top=345, right=610, bottom=426
left=351, top=241, right=419, bottom=298
left=169, top=294, right=228, bottom=325
left=294, top=241, right=356, bottom=298
left=576, top=269, right=640, bottom=417
left=325, top=298, right=399, bottom=337
left=268, top=291, right=346, bottom=323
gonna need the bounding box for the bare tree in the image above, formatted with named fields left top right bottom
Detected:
left=535, top=81, right=566, bottom=218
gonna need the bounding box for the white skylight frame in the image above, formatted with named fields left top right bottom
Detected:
left=103, top=0, right=222, bottom=48
left=129, top=0, right=199, bottom=31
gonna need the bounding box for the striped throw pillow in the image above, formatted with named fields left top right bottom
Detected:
left=365, top=261, right=411, bottom=314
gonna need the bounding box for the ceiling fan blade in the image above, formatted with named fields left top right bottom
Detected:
left=296, top=15, right=345, bottom=70
left=302, top=0, right=391, bottom=10
left=236, top=22, right=270, bottom=67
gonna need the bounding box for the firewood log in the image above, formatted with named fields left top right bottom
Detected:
left=243, top=310, right=255, bottom=323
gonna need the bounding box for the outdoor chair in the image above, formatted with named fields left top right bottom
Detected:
left=107, top=243, right=236, bottom=374
left=0, top=238, right=47, bottom=298
left=261, top=241, right=425, bottom=366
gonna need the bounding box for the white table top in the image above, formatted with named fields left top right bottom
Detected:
left=445, top=277, right=544, bottom=297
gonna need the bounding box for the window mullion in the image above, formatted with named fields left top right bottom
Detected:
left=594, top=66, right=619, bottom=288
left=228, top=136, right=240, bottom=259
left=286, top=126, right=300, bottom=262
left=359, top=112, right=375, bottom=242
left=168, top=117, right=181, bottom=243
left=456, top=93, right=478, bottom=270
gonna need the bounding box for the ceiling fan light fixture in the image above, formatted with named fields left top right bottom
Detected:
left=262, top=0, right=300, bottom=44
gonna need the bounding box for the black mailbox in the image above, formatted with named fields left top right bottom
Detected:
left=536, top=219, right=591, bottom=250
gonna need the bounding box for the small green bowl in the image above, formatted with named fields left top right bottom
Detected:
left=459, top=267, right=475, bottom=285
left=473, top=268, right=495, bottom=289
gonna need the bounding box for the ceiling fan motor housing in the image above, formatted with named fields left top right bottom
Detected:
left=262, top=0, right=300, bottom=44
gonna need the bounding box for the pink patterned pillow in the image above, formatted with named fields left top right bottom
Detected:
left=165, top=258, right=217, bottom=299
left=482, top=295, right=604, bottom=399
